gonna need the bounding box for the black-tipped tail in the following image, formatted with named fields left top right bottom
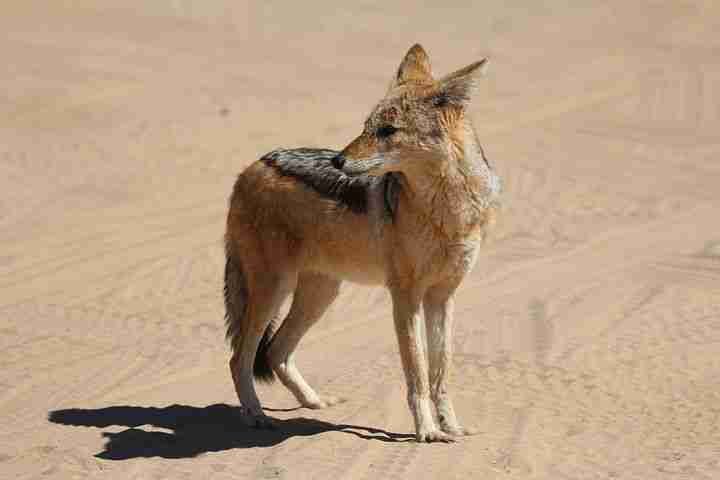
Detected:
left=224, top=254, right=276, bottom=383
left=253, top=319, right=276, bottom=383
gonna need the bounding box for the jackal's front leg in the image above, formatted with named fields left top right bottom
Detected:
left=423, top=290, right=476, bottom=437
left=391, top=290, right=454, bottom=443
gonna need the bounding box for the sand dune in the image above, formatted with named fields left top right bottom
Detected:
left=2, top=1, right=719, bottom=478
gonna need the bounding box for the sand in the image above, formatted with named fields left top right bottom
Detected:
left=2, top=1, right=720, bottom=478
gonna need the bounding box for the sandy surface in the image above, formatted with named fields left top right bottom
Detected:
left=2, top=1, right=720, bottom=478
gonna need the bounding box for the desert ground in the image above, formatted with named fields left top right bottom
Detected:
left=2, top=1, right=720, bottom=478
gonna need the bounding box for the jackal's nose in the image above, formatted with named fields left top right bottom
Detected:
left=331, top=154, right=346, bottom=170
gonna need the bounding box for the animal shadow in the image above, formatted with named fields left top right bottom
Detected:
left=48, top=403, right=412, bottom=460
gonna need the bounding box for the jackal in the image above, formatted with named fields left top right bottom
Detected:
left=224, top=44, right=501, bottom=442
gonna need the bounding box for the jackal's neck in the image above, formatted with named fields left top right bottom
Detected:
left=448, top=119, right=495, bottom=178
left=400, top=122, right=499, bottom=240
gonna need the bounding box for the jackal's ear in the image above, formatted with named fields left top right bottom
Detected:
left=433, top=58, right=489, bottom=108
left=390, top=44, right=433, bottom=89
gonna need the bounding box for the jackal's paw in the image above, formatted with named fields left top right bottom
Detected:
left=240, top=408, right=276, bottom=429
left=303, top=395, right=345, bottom=410
left=416, top=429, right=456, bottom=443
left=440, top=424, right=478, bottom=437
left=250, top=414, right=276, bottom=429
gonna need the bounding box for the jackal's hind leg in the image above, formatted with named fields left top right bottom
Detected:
left=229, top=273, right=294, bottom=428
left=267, top=272, right=342, bottom=409
left=423, top=289, right=477, bottom=437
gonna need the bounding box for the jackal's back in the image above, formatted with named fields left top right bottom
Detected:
left=225, top=148, right=392, bottom=285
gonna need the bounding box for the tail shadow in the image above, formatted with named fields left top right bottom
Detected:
left=48, top=403, right=413, bottom=460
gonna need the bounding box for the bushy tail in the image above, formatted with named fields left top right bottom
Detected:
left=253, top=319, right=276, bottom=383
left=224, top=253, right=276, bottom=383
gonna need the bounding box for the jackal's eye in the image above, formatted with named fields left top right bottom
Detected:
left=432, top=95, right=449, bottom=108
left=377, top=125, right=398, bottom=138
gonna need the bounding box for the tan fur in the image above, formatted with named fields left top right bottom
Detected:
left=224, top=44, right=500, bottom=442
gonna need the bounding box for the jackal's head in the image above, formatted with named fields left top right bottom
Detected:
left=333, top=44, right=488, bottom=177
